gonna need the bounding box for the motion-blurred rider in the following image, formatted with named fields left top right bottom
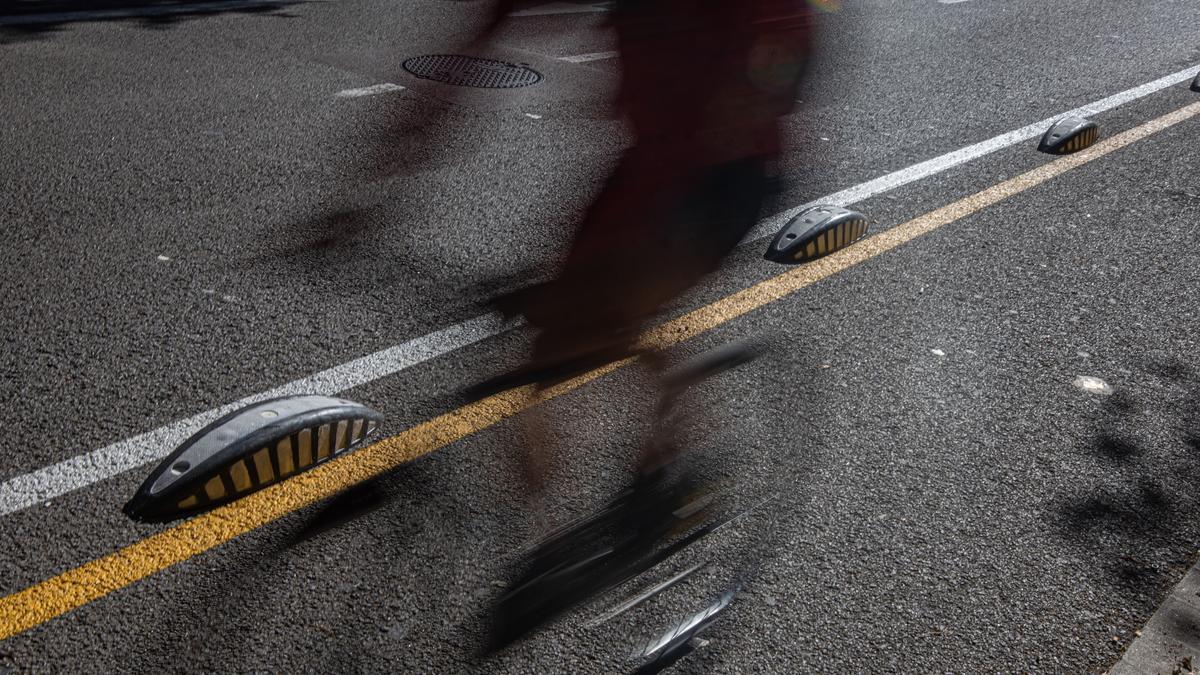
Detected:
left=473, top=0, right=817, bottom=649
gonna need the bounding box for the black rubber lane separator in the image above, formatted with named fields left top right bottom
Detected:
left=764, top=204, right=869, bottom=265
left=1037, top=116, right=1100, bottom=155
left=123, top=395, right=383, bottom=523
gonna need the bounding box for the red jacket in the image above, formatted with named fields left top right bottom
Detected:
left=612, top=0, right=814, bottom=166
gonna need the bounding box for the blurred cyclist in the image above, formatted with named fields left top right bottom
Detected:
left=480, top=0, right=813, bottom=514
left=474, top=0, right=817, bottom=648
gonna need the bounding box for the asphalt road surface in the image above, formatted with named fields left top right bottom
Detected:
left=2, top=0, right=1200, bottom=671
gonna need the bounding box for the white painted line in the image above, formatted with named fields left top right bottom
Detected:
left=525, top=113, right=543, bottom=119
left=0, top=313, right=516, bottom=517
left=0, top=0, right=280, bottom=25
left=511, top=1, right=611, bottom=17
left=0, top=62, right=1197, bottom=517
left=938, top=0, right=972, bottom=4
left=744, top=63, right=1200, bottom=242
left=560, top=51, right=619, bottom=64
left=335, top=83, right=405, bottom=98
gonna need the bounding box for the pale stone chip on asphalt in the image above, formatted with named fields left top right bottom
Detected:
left=1073, top=375, right=1114, bottom=395
left=931, top=349, right=946, bottom=357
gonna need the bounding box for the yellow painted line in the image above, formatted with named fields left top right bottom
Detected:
left=2, top=102, right=1197, bottom=641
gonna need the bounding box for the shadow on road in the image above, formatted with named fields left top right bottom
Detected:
left=285, top=479, right=393, bottom=547
left=0, top=0, right=300, bottom=44
left=114, top=456, right=484, bottom=671
left=1054, top=357, right=1200, bottom=599
left=249, top=14, right=565, bottom=325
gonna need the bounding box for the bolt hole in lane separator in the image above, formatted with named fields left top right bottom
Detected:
left=1, top=100, right=1198, bottom=643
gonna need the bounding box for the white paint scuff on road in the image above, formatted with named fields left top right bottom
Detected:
left=0, top=62, right=1197, bottom=517
left=1073, top=375, right=1114, bottom=395
left=335, top=83, right=405, bottom=98
left=560, top=51, right=619, bottom=63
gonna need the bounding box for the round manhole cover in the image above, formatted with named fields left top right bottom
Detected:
left=402, top=55, right=543, bottom=89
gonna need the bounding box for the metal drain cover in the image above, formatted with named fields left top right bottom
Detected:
left=402, top=55, right=542, bottom=89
